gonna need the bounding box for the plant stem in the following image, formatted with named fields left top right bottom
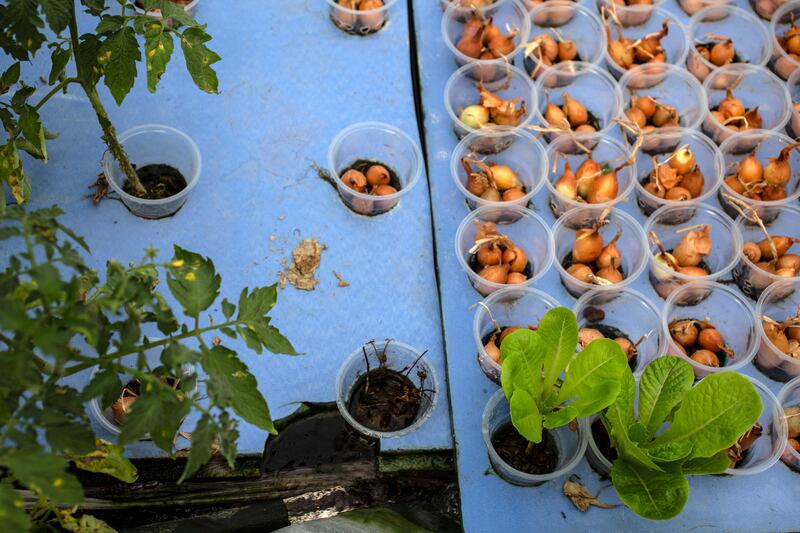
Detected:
left=67, top=2, right=146, bottom=197
left=34, top=77, right=81, bottom=111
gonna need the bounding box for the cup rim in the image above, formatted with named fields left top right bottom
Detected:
left=770, top=1, right=800, bottom=72
left=662, top=280, right=759, bottom=374
left=644, top=202, right=743, bottom=282
left=524, top=3, right=609, bottom=70
left=551, top=207, right=649, bottom=292
left=444, top=60, right=538, bottom=134
left=473, top=286, right=562, bottom=377
left=618, top=64, right=709, bottom=132
left=327, top=121, right=424, bottom=203
left=102, top=124, right=202, bottom=205
left=542, top=133, right=638, bottom=211
left=756, top=279, right=800, bottom=368
left=334, top=339, right=438, bottom=439
left=454, top=204, right=556, bottom=291
left=596, top=0, right=667, bottom=15
left=441, top=0, right=532, bottom=65
left=702, top=64, right=792, bottom=134
left=687, top=5, right=772, bottom=71
left=789, top=67, right=800, bottom=119
left=735, top=204, right=800, bottom=285
left=725, top=374, right=788, bottom=475
left=534, top=61, right=624, bottom=137
left=777, top=373, right=800, bottom=464
left=450, top=127, right=548, bottom=207
left=586, top=413, right=613, bottom=474
left=324, top=0, right=398, bottom=13
left=482, top=389, right=589, bottom=482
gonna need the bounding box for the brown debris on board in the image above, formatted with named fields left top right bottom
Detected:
left=283, top=239, right=326, bottom=291
left=563, top=478, right=618, bottom=512
left=333, top=270, right=349, bottom=288
left=89, top=172, right=109, bottom=204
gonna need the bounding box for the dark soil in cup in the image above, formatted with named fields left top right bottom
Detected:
left=491, top=423, right=559, bottom=475
left=469, top=254, right=533, bottom=279
left=753, top=356, right=792, bottom=381
left=123, top=164, right=188, bottom=200
left=347, top=367, right=422, bottom=433
left=340, top=159, right=403, bottom=191
left=591, top=418, right=617, bottom=463
left=584, top=323, right=638, bottom=371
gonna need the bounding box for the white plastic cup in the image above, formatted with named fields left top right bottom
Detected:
left=596, top=0, right=664, bottom=27
left=770, top=1, right=800, bottom=80
left=751, top=0, right=790, bottom=21
left=755, top=280, right=800, bottom=382
left=786, top=68, right=800, bottom=138
left=677, top=0, right=733, bottom=16
left=102, top=124, right=201, bottom=220
left=777, top=375, right=800, bottom=470
left=327, top=0, right=396, bottom=35
left=440, top=0, right=503, bottom=20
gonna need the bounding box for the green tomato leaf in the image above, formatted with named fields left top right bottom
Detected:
left=178, top=414, right=217, bottom=483
left=67, top=439, right=138, bottom=483
left=0, top=482, right=30, bottom=531
left=0, top=449, right=83, bottom=504
left=83, top=368, right=123, bottom=409
left=40, top=414, right=96, bottom=456
left=40, top=0, right=71, bottom=34
left=19, top=105, right=47, bottom=162
left=509, top=389, right=542, bottom=443
left=48, top=46, right=71, bottom=85
left=611, top=459, right=688, bottom=521
left=556, top=338, right=626, bottom=417
left=76, top=34, right=102, bottom=87
left=144, top=26, right=174, bottom=92
left=648, top=372, right=763, bottom=459
left=0, top=62, right=20, bottom=92
left=2, top=0, right=46, bottom=54
left=237, top=285, right=277, bottom=321
left=221, top=298, right=235, bottom=320
left=202, top=346, right=275, bottom=434
left=681, top=451, right=730, bottom=475
left=118, top=378, right=191, bottom=452
left=98, top=26, right=141, bottom=105
left=500, top=329, right=544, bottom=400
left=161, top=340, right=201, bottom=367
left=638, top=356, right=694, bottom=437
left=252, top=320, right=299, bottom=355
left=166, top=245, right=221, bottom=318
left=0, top=142, right=31, bottom=204
left=180, top=27, right=220, bottom=94
left=538, top=307, right=579, bottom=391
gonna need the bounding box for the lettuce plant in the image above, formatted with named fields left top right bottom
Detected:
left=500, top=307, right=628, bottom=445
left=603, top=356, right=763, bottom=520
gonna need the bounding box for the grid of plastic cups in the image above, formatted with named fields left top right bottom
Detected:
left=662, top=281, right=759, bottom=378
left=473, top=287, right=561, bottom=384
left=755, top=280, right=800, bottom=382
left=677, top=0, right=733, bottom=16
left=327, top=122, right=423, bottom=216
left=327, top=0, right=396, bottom=35
left=685, top=6, right=771, bottom=84
left=596, top=0, right=664, bottom=27
left=751, top=0, right=791, bottom=21
left=702, top=64, right=792, bottom=145
left=770, top=1, right=800, bottom=80
left=444, top=61, right=537, bottom=145
left=787, top=68, right=800, bottom=138
left=442, top=0, right=531, bottom=73
left=603, top=7, right=690, bottom=80
left=455, top=205, right=555, bottom=296
left=725, top=375, right=787, bottom=476
left=482, top=389, right=588, bottom=486
left=573, top=287, right=667, bottom=375
left=335, top=340, right=438, bottom=439
left=535, top=62, right=623, bottom=144
left=734, top=205, right=800, bottom=301
left=521, top=3, right=607, bottom=80
left=450, top=128, right=548, bottom=210
left=552, top=207, right=649, bottom=298
left=633, top=130, right=723, bottom=217
left=718, top=130, right=800, bottom=222
left=544, top=133, right=637, bottom=218
left=777, top=375, right=800, bottom=470
left=644, top=204, right=741, bottom=300
left=618, top=64, right=708, bottom=154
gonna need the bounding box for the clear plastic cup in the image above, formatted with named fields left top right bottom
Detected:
left=451, top=128, right=548, bottom=210
left=632, top=130, right=723, bottom=216
left=455, top=205, right=555, bottom=296
left=534, top=62, right=623, bottom=142
left=596, top=0, right=664, bottom=27
left=102, top=124, right=201, bottom=220
left=573, top=287, right=666, bottom=375
left=770, top=2, right=800, bottom=80
left=442, top=0, right=531, bottom=74
left=602, top=7, right=690, bottom=80
left=473, top=287, right=561, bottom=384
left=677, top=0, right=733, bottom=16
left=132, top=0, right=199, bottom=19
left=552, top=207, right=649, bottom=298
left=335, top=340, right=438, bottom=439
left=686, top=6, right=771, bottom=83
left=543, top=133, right=637, bottom=218
left=644, top=204, right=741, bottom=299
left=786, top=68, right=800, bottom=138
left=725, top=375, right=787, bottom=475
left=327, top=0, right=396, bottom=35
left=440, top=0, right=503, bottom=20
left=619, top=65, right=708, bottom=153
left=444, top=61, right=537, bottom=145
left=327, top=122, right=423, bottom=216
left=662, top=281, right=759, bottom=378
left=521, top=3, right=607, bottom=80
left=586, top=414, right=614, bottom=477
left=718, top=130, right=800, bottom=222
left=777, top=375, right=800, bottom=470
left=702, top=64, right=792, bottom=145
left=755, top=280, right=800, bottom=382
left=734, top=205, right=800, bottom=300
left=751, top=0, right=790, bottom=21
left=482, top=389, right=589, bottom=486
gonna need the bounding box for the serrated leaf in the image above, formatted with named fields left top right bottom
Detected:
left=0, top=482, right=30, bottom=531
left=0, top=62, right=20, bottom=92
left=0, top=449, right=83, bottom=504
left=500, top=329, right=543, bottom=401
left=143, top=0, right=195, bottom=26
left=681, top=451, right=730, bottom=475
left=611, top=459, right=688, bottom=521
left=98, top=26, right=140, bottom=105
left=40, top=0, right=71, bottom=34
left=76, top=34, right=101, bottom=87
left=166, top=246, right=221, bottom=318
left=556, top=338, right=626, bottom=417
left=81, top=0, right=106, bottom=16
left=180, top=27, right=220, bottom=94
left=95, top=15, right=125, bottom=35
left=18, top=105, right=47, bottom=162
left=178, top=415, right=216, bottom=483
left=539, top=307, right=579, bottom=391
left=0, top=142, right=31, bottom=204
left=144, top=29, right=173, bottom=92
left=510, top=389, right=542, bottom=443
left=68, top=439, right=138, bottom=483
left=202, top=346, right=275, bottom=433
left=253, top=321, right=299, bottom=355
left=221, top=298, right=235, bottom=320
left=237, top=286, right=277, bottom=321
left=48, top=46, right=71, bottom=85
left=118, top=378, right=191, bottom=452
left=638, top=356, right=694, bottom=437
left=10, top=84, right=34, bottom=108
left=83, top=368, right=123, bottom=408
left=161, top=340, right=200, bottom=367
left=2, top=0, right=46, bottom=55
left=41, top=415, right=96, bottom=455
